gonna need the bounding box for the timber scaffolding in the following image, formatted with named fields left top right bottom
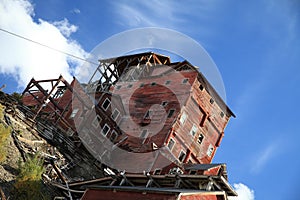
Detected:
left=19, top=52, right=237, bottom=199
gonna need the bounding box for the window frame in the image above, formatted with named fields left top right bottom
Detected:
left=101, top=124, right=110, bottom=136
left=102, top=98, right=111, bottom=111
left=167, top=138, right=176, bottom=151
left=111, top=108, right=120, bottom=121
left=69, top=108, right=79, bottom=119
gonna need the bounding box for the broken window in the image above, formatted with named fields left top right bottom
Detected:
left=101, top=124, right=110, bottom=136
left=178, top=151, right=186, bottom=162
left=190, top=124, right=198, bottom=137
left=102, top=98, right=111, bottom=111
left=167, top=138, right=175, bottom=150
left=111, top=108, right=120, bottom=121
left=197, top=133, right=204, bottom=144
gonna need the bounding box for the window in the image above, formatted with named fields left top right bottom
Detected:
left=111, top=108, right=120, bottom=121
left=151, top=82, right=156, bottom=86
left=116, top=85, right=121, bottom=90
left=220, top=111, right=225, bottom=118
left=101, top=124, right=110, bottom=136
left=102, top=98, right=111, bottom=111
left=199, top=84, right=204, bottom=91
left=182, top=78, right=189, bottom=84
left=209, top=98, right=214, bottom=104
left=178, top=151, right=186, bottom=162
left=189, top=170, right=197, bottom=175
left=92, top=115, right=102, bottom=128
left=165, top=80, right=171, bottom=85
left=144, top=110, right=152, bottom=119
left=167, top=138, right=175, bottom=150
left=140, top=129, right=148, bottom=138
left=180, top=112, right=187, bottom=124
left=139, top=83, right=144, bottom=88
left=190, top=124, right=198, bottom=137
left=197, top=134, right=204, bottom=144
left=110, top=130, right=118, bottom=142
left=70, top=108, right=79, bottom=119
left=167, top=109, right=175, bottom=118
left=154, top=168, right=162, bottom=175
left=161, top=101, right=168, bottom=107
left=127, top=84, right=133, bottom=88
left=207, top=144, right=214, bottom=157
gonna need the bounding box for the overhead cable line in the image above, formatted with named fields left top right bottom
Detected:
left=0, top=27, right=98, bottom=66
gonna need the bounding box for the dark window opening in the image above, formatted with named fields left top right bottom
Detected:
left=102, top=98, right=111, bottom=110
left=110, top=131, right=118, bottom=142
left=199, top=84, right=204, bottom=91
left=139, top=83, right=144, bottom=88
left=154, top=169, right=162, bottom=175
left=161, top=101, right=168, bottom=107
left=127, top=84, right=133, bottom=88
left=220, top=111, right=225, bottom=118
left=167, top=109, right=175, bottom=118
left=178, top=151, right=186, bottom=162
left=209, top=98, right=214, bottom=104
left=151, top=82, right=156, bottom=86
left=116, top=85, right=121, bottom=90
left=197, top=134, right=204, bottom=144
left=144, top=110, right=152, bottom=119
left=101, top=124, right=110, bottom=136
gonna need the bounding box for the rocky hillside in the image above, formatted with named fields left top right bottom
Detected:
left=0, top=92, right=104, bottom=199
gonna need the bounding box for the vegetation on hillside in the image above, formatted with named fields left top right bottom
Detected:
left=14, top=154, right=49, bottom=200
left=0, top=105, right=11, bottom=163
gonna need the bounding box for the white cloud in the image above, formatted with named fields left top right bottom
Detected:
left=229, top=183, right=255, bottom=200
left=0, top=0, right=88, bottom=87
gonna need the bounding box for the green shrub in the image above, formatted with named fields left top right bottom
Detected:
left=14, top=154, right=49, bottom=200
left=0, top=123, right=11, bottom=163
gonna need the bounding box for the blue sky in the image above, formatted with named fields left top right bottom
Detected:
left=0, top=0, right=299, bottom=199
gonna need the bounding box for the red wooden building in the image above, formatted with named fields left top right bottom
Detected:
left=21, top=52, right=237, bottom=199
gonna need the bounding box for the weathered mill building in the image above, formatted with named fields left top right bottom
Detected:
left=22, top=52, right=237, bottom=199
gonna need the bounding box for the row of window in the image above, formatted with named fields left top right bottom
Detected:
left=167, top=137, right=214, bottom=163
left=114, top=78, right=190, bottom=90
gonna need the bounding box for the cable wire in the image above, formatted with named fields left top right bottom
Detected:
left=0, top=27, right=98, bottom=65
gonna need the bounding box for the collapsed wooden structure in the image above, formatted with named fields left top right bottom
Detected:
left=21, top=52, right=237, bottom=199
